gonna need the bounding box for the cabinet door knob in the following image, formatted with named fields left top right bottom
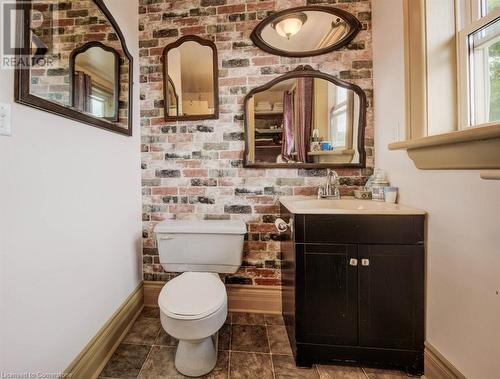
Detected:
left=349, top=258, right=358, bottom=266
left=361, top=259, right=370, bottom=266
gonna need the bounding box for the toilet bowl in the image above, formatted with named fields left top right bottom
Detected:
left=158, top=272, right=227, bottom=377
left=154, top=219, right=246, bottom=377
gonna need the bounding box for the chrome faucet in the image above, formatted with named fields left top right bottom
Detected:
left=317, top=169, right=341, bottom=199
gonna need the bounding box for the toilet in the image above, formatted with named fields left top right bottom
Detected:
left=154, top=220, right=247, bottom=377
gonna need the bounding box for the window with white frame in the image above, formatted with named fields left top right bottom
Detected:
left=329, top=86, right=355, bottom=149
left=459, top=0, right=500, bottom=128
left=329, top=86, right=348, bottom=148
left=390, top=0, right=500, bottom=169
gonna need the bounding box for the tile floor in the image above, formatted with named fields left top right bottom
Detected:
left=98, top=308, right=417, bottom=379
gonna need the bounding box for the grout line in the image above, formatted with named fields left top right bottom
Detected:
left=136, top=344, right=154, bottom=379
left=151, top=329, right=178, bottom=348
left=228, top=321, right=232, bottom=351
left=230, top=349, right=278, bottom=355
left=136, top=328, right=162, bottom=378
left=119, top=342, right=155, bottom=348
left=265, top=324, right=276, bottom=379
left=151, top=344, right=177, bottom=347
left=227, top=320, right=232, bottom=379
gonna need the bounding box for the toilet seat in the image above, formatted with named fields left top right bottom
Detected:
left=159, top=272, right=226, bottom=320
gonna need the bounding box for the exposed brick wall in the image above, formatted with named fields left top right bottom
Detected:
left=140, top=0, right=374, bottom=285
left=30, top=0, right=130, bottom=126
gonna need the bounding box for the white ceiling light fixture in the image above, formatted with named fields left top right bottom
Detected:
left=271, top=12, right=308, bottom=39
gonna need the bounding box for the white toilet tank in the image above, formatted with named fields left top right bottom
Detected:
left=154, top=220, right=247, bottom=274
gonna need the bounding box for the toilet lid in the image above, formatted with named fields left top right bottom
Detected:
left=158, top=272, right=226, bottom=320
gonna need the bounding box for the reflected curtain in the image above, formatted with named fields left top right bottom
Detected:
left=74, top=71, right=92, bottom=113
left=296, top=77, right=314, bottom=163
left=281, top=91, right=294, bottom=161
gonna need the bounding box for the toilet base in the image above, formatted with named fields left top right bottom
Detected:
left=175, top=333, right=218, bottom=377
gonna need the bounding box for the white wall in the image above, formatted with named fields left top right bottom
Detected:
left=0, top=0, right=141, bottom=374
left=372, top=1, right=500, bottom=378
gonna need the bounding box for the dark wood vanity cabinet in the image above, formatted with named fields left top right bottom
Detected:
left=281, top=206, right=425, bottom=375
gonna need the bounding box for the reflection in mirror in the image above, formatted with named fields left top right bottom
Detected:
left=244, top=67, right=366, bottom=168
left=163, top=36, right=219, bottom=121
left=251, top=6, right=361, bottom=57
left=167, top=77, right=179, bottom=116
left=71, top=43, right=119, bottom=121
left=17, top=0, right=133, bottom=135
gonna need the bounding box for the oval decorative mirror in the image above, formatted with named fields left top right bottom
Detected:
left=244, top=66, right=366, bottom=168
left=250, top=6, right=362, bottom=57
left=15, top=0, right=133, bottom=136
left=70, top=42, right=120, bottom=122
left=163, top=35, right=219, bottom=121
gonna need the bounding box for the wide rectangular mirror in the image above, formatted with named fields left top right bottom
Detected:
left=163, top=35, right=219, bottom=121
left=15, top=0, right=133, bottom=136
left=244, top=66, right=366, bottom=168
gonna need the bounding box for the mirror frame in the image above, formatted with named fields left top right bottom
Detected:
left=69, top=41, right=121, bottom=123
left=250, top=6, right=362, bottom=58
left=162, top=35, right=219, bottom=122
left=243, top=65, right=367, bottom=169
left=14, top=0, right=134, bottom=136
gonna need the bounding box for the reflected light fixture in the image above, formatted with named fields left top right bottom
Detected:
left=271, top=12, right=308, bottom=39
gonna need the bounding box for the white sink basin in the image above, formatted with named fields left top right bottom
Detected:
left=279, top=196, right=425, bottom=215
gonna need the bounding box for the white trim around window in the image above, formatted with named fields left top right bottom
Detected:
left=389, top=0, right=500, bottom=170
left=457, top=7, right=500, bottom=130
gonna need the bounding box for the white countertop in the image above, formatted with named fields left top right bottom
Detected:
left=279, top=196, right=426, bottom=215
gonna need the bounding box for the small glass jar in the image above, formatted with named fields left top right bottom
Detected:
left=371, top=170, right=389, bottom=201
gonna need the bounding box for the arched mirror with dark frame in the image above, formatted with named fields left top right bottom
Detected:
left=163, top=35, right=219, bottom=122
left=14, top=0, right=133, bottom=136
left=69, top=41, right=120, bottom=122
left=244, top=66, right=367, bottom=169
left=250, top=6, right=362, bottom=58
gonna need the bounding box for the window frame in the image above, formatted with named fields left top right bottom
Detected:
left=457, top=6, right=500, bottom=130
left=389, top=0, right=500, bottom=170
left=329, top=89, right=354, bottom=150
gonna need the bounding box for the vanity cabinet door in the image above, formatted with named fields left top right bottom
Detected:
left=297, top=244, right=358, bottom=346
left=358, top=245, right=424, bottom=350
